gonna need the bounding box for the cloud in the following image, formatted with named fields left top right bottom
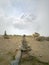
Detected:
left=21, top=14, right=36, bottom=21
left=13, top=14, right=40, bottom=33
left=0, top=0, right=49, bottom=36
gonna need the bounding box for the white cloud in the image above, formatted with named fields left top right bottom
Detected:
left=0, top=0, right=49, bottom=36
left=13, top=14, right=40, bottom=33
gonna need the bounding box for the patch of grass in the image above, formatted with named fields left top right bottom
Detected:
left=20, top=56, right=49, bottom=65
left=0, top=56, right=4, bottom=62
left=7, top=51, right=15, bottom=60
left=31, top=56, right=49, bottom=65
left=45, top=37, right=49, bottom=41
left=7, top=51, right=13, bottom=55
left=3, top=35, right=9, bottom=39
left=36, top=36, right=45, bottom=41
left=37, top=60, right=49, bottom=65
left=12, top=55, right=15, bottom=60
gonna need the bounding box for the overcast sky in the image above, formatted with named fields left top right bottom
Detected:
left=0, top=0, right=49, bottom=36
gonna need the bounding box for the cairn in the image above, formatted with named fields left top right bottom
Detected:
left=3, top=30, right=9, bottom=39
left=20, top=35, right=32, bottom=63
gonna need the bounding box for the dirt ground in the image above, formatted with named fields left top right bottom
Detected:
left=0, top=35, right=49, bottom=65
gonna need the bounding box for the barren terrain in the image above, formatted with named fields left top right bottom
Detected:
left=0, top=35, right=49, bottom=65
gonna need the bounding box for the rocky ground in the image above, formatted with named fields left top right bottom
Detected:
left=0, top=35, right=49, bottom=65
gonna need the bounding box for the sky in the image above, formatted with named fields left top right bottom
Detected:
left=0, top=0, right=49, bottom=36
